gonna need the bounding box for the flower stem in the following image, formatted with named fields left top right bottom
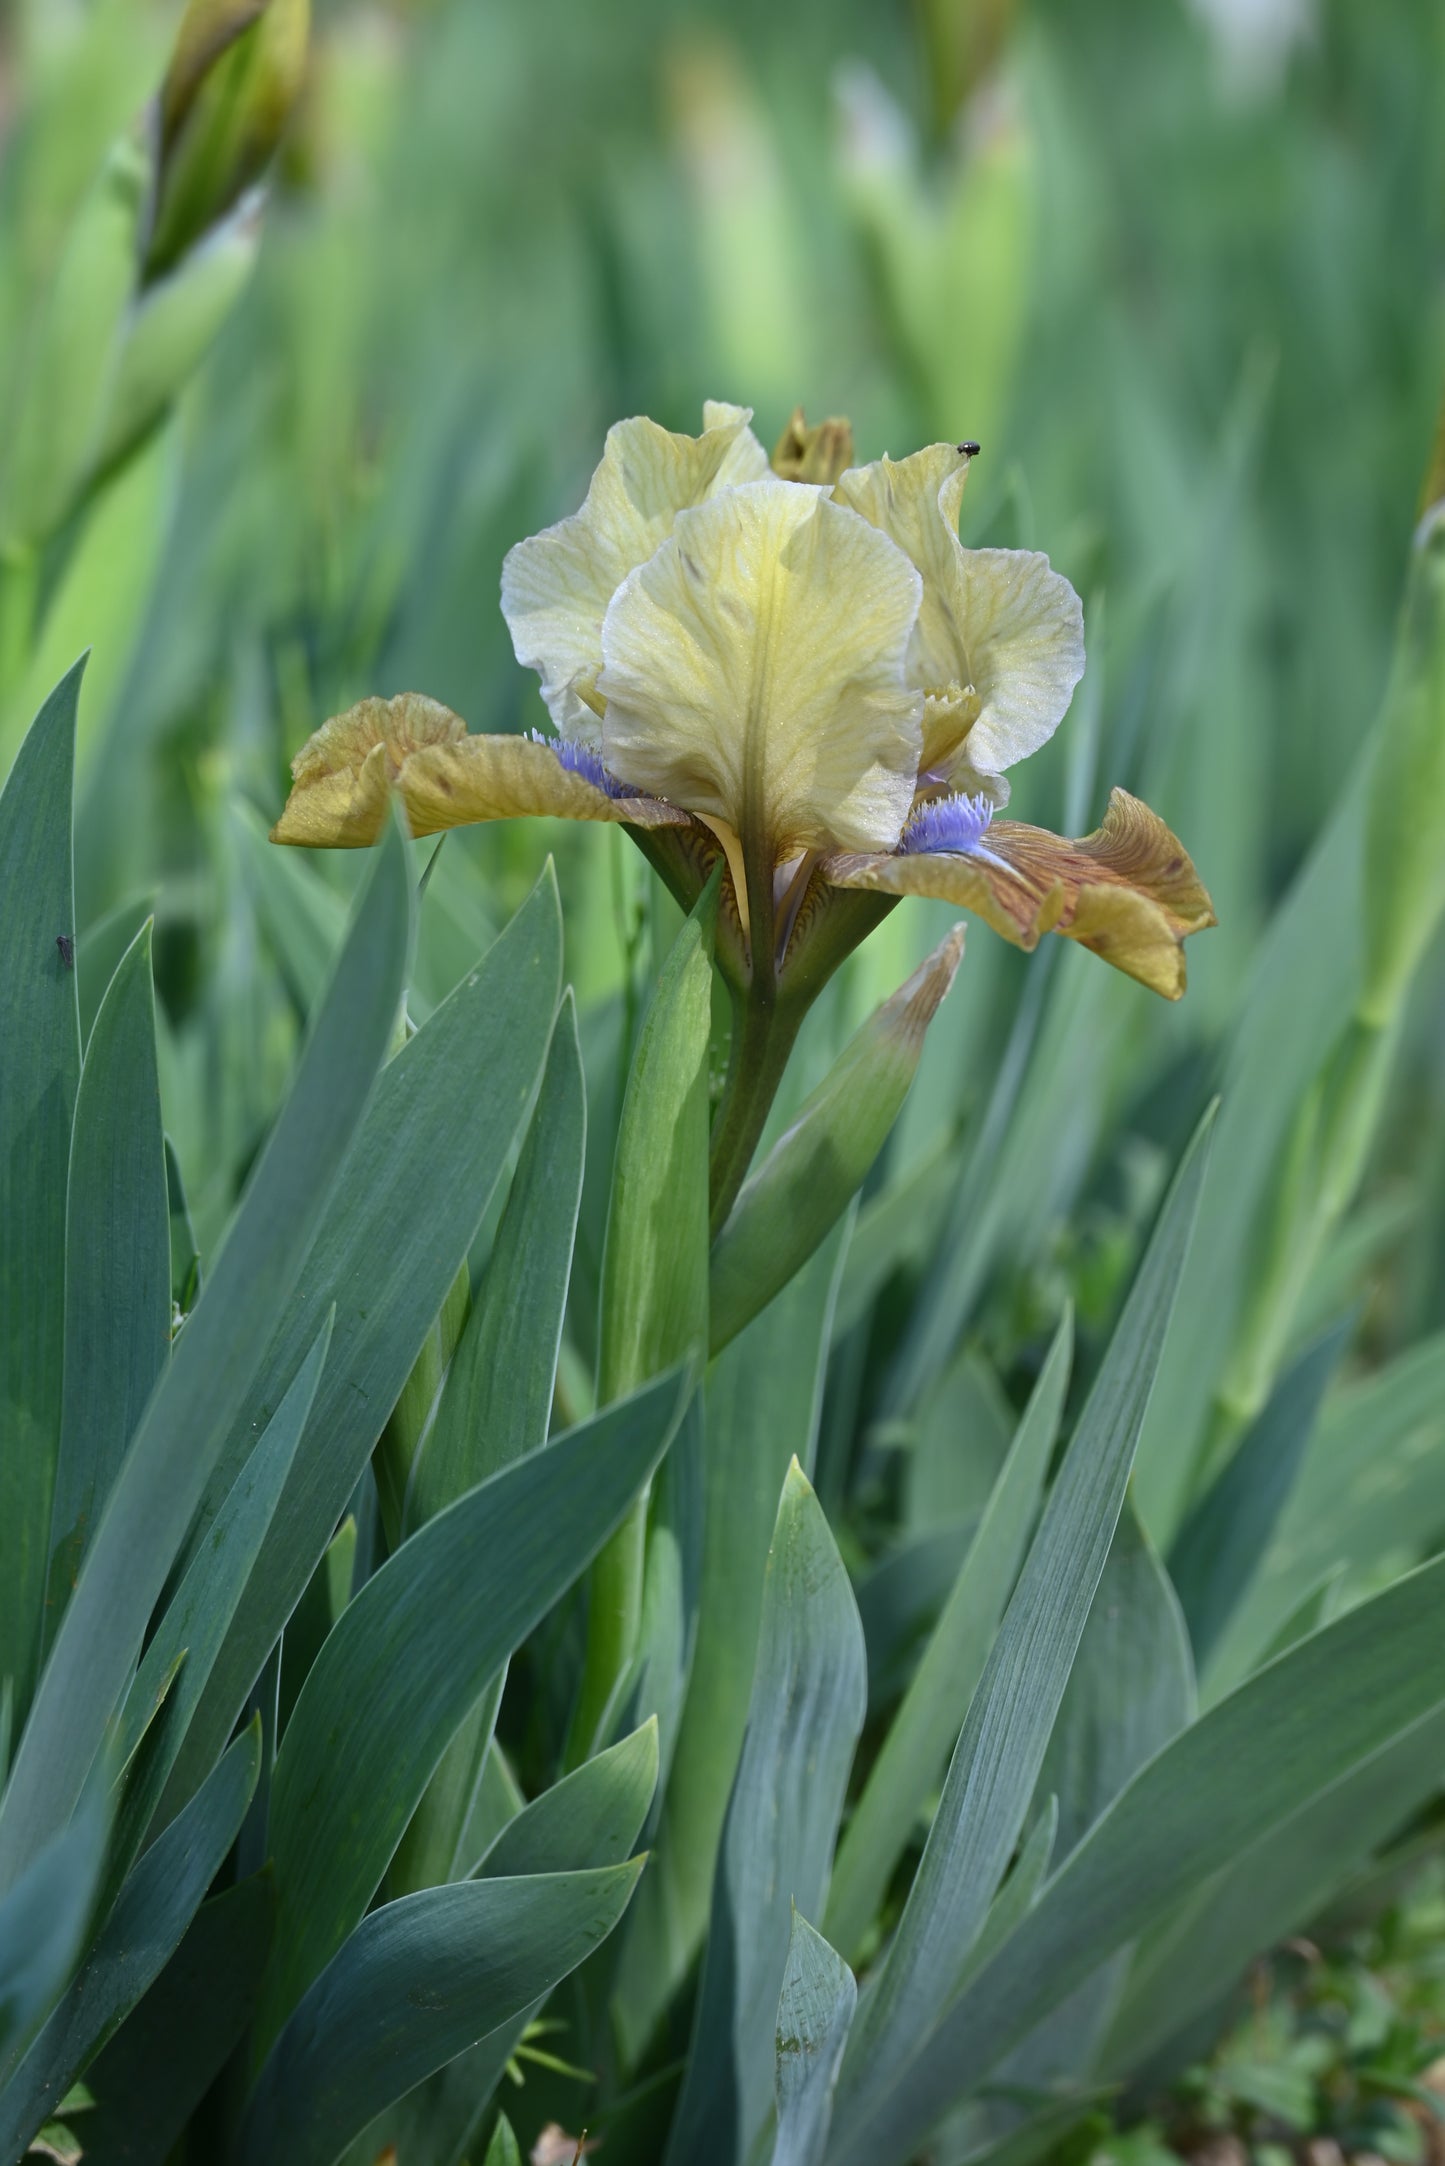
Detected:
left=707, top=984, right=804, bottom=1236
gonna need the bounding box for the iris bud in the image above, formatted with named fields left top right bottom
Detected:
left=146, top=0, right=309, bottom=280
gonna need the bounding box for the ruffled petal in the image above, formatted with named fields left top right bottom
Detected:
left=834, top=443, right=1085, bottom=778
left=271, top=693, right=467, bottom=846
left=821, top=787, right=1215, bottom=997
left=598, top=476, right=925, bottom=858
left=500, top=404, right=766, bottom=741
left=271, top=694, right=691, bottom=848
left=704, top=399, right=772, bottom=484
left=398, top=735, right=691, bottom=837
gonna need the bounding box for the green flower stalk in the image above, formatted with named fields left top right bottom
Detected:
left=709, top=919, right=967, bottom=1353
left=273, top=400, right=1214, bottom=1222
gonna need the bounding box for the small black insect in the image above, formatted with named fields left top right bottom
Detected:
left=55, top=933, right=74, bottom=970
left=957, top=440, right=982, bottom=458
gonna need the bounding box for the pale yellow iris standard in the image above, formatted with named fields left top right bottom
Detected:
left=273, top=399, right=1213, bottom=1014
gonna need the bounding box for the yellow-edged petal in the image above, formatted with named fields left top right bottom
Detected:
left=500, top=404, right=765, bottom=741
left=822, top=787, right=1214, bottom=997
left=598, top=476, right=925, bottom=858
left=271, top=693, right=467, bottom=846
left=397, top=736, right=691, bottom=837
left=834, top=443, right=1085, bottom=778
left=271, top=694, right=690, bottom=848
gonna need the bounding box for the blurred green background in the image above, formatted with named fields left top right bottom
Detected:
left=2, top=0, right=1443, bottom=1544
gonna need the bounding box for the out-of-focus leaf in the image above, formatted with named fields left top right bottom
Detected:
left=78, top=1875, right=274, bottom=2165
left=1359, top=499, right=1445, bottom=1027
left=1134, top=792, right=1364, bottom=1541
left=0, top=661, right=83, bottom=1730
left=827, top=1315, right=1070, bottom=1960
left=3, top=141, right=145, bottom=547
left=1107, top=1698, right=1445, bottom=2079
left=1168, top=1318, right=1350, bottom=1677
left=1212, top=1328, right=1445, bottom=1678
left=618, top=1219, right=849, bottom=2064
left=239, top=1863, right=645, bottom=2166
left=43, top=922, right=169, bottom=1659
left=771, top=1909, right=856, bottom=2166
left=99, top=204, right=261, bottom=471
left=23, top=428, right=178, bottom=780
left=254, top=1369, right=688, bottom=2055
left=484, top=2116, right=522, bottom=2166
left=0, top=1724, right=259, bottom=2155
left=665, top=1461, right=866, bottom=2166
left=74, top=893, right=156, bottom=1048
left=904, top=1344, right=1016, bottom=1537
left=1039, top=1494, right=1196, bottom=1865
left=839, top=1548, right=1445, bottom=2166
left=234, top=798, right=347, bottom=1017
left=854, top=1521, right=978, bottom=1716
left=0, top=816, right=411, bottom=1898
left=837, top=1109, right=1213, bottom=2145
left=158, top=868, right=563, bottom=1823
left=831, top=1131, right=961, bottom=1338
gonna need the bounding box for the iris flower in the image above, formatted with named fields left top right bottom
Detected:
left=273, top=400, right=1213, bottom=1216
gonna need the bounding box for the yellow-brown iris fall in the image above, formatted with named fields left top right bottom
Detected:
left=273, top=401, right=1213, bottom=999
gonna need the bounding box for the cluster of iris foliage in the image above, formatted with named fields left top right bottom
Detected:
left=1, top=1, right=1444, bottom=2164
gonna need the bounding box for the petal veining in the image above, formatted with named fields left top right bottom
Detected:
left=500, top=404, right=765, bottom=741
left=598, top=476, right=925, bottom=858
left=835, top=443, right=1085, bottom=777
left=271, top=693, right=468, bottom=846
left=272, top=694, right=689, bottom=847
left=823, top=787, right=1214, bottom=997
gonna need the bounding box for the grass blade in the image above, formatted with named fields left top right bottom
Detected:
left=0, top=1723, right=260, bottom=2156
left=157, top=865, right=563, bottom=1824
left=665, top=1461, right=866, bottom=2166
left=837, top=1107, right=1214, bottom=2137
left=44, top=921, right=169, bottom=1659
left=826, top=1311, right=1071, bottom=1960
left=0, top=660, right=84, bottom=1727
left=253, top=1368, right=689, bottom=2053
left=0, top=816, right=412, bottom=1898
left=844, top=1547, right=1445, bottom=2164
left=113, top=1317, right=332, bottom=1859
left=1168, top=1316, right=1350, bottom=1676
